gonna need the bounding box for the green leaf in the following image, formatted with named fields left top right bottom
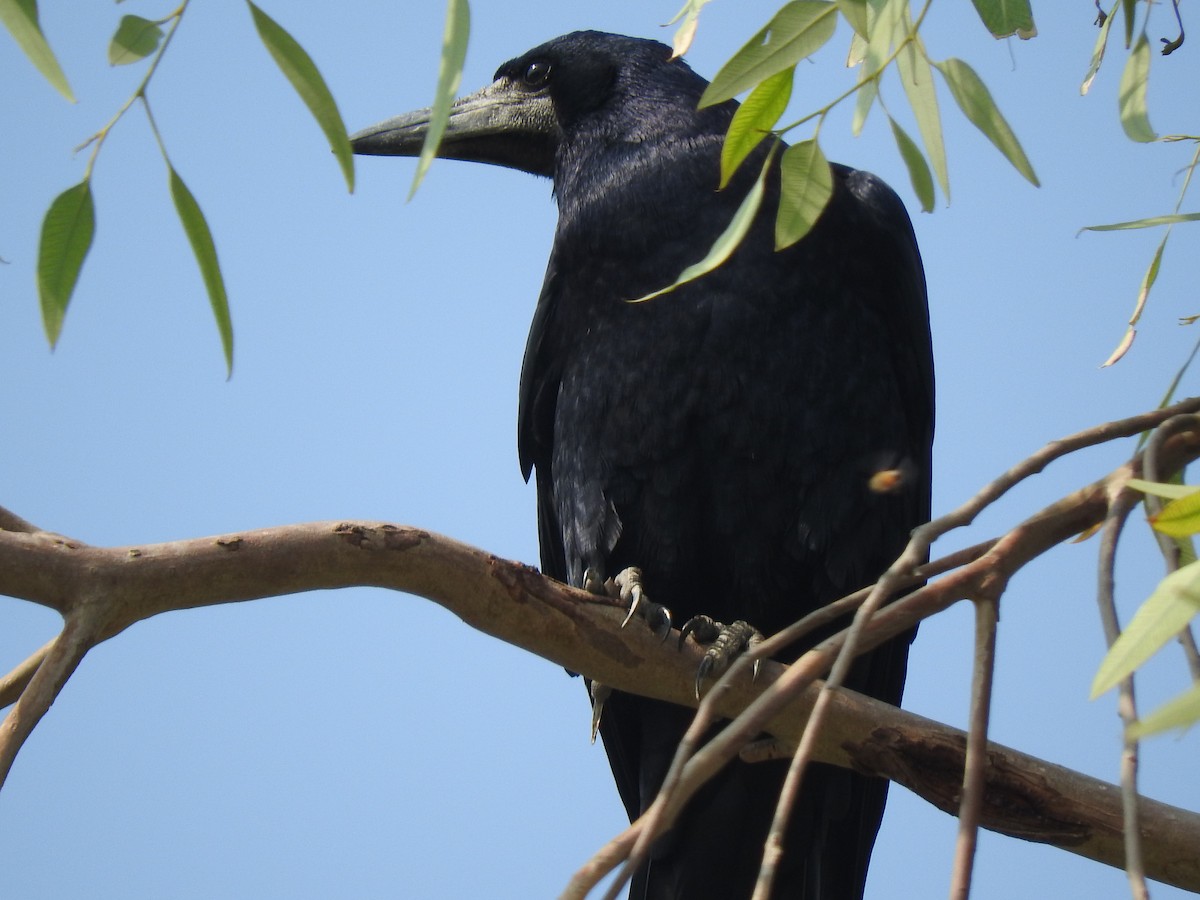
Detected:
left=247, top=1, right=354, bottom=192
left=1156, top=331, right=1200, bottom=417
left=720, top=67, right=793, bottom=188
left=169, top=167, right=234, bottom=376
left=409, top=0, right=470, bottom=201
left=935, top=57, right=1039, bottom=187
left=776, top=138, right=833, bottom=248
left=1118, top=33, right=1156, bottom=143
left=108, top=14, right=162, bottom=66
left=969, top=0, right=1036, bottom=39
left=1151, top=491, right=1200, bottom=538
left=0, top=0, right=74, bottom=101
left=895, top=9, right=948, bottom=200
left=888, top=117, right=934, bottom=212
left=836, top=0, right=868, bottom=38
left=852, top=0, right=903, bottom=137
left=1127, top=681, right=1200, bottom=739
left=1081, top=212, right=1200, bottom=232
left=632, top=149, right=774, bottom=303
left=700, top=1, right=837, bottom=107
left=37, top=180, right=94, bottom=348
left=1120, top=0, right=1137, bottom=49
left=1126, top=478, right=1200, bottom=501
left=1081, top=0, right=1119, bottom=95
left=1091, top=559, right=1200, bottom=698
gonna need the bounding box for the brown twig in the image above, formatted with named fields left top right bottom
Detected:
left=1098, top=478, right=1151, bottom=900
left=587, top=397, right=1200, bottom=894
left=3, top=401, right=1200, bottom=895
left=949, top=597, right=998, bottom=900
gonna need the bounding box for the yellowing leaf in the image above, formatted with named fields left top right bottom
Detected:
left=1081, top=0, right=1119, bottom=95
left=1127, top=681, right=1200, bottom=739
left=1101, top=325, right=1135, bottom=367
left=666, top=0, right=714, bottom=58
left=1126, top=478, right=1200, bottom=501
left=1150, top=491, right=1200, bottom=538
left=1091, top=559, right=1200, bottom=699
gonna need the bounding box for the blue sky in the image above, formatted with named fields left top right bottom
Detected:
left=3, top=2, right=1200, bottom=898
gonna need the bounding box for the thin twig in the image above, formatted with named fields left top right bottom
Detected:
left=1097, top=485, right=1150, bottom=900
left=0, top=602, right=105, bottom=787
left=740, top=397, right=1200, bottom=895
left=560, top=821, right=642, bottom=900
left=581, top=397, right=1200, bottom=893
left=0, top=641, right=54, bottom=709
left=949, top=597, right=999, bottom=900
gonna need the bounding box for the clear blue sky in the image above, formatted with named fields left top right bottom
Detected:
left=3, top=3, right=1199, bottom=898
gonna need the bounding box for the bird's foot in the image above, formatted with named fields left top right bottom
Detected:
left=678, top=616, right=764, bottom=699
left=584, top=566, right=673, bottom=640
left=581, top=567, right=671, bottom=740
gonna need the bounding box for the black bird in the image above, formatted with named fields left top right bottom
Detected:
left=352, top=31, right=933, bottom=900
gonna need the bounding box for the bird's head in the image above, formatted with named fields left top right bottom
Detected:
left=350, top=31, right=719, bottom=178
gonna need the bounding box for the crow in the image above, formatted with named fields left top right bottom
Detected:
left=352, top=30, right=933, bottom=899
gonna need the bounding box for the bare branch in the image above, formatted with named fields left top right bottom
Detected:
left=1098, top=487, right=1151, bottom=900
left=949, top=597, right=998, bottom=900
left=569, top=398, right=1200, bottom=895
left=3, top=400, right=1200, bottom=894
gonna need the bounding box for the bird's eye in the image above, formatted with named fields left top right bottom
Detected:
left=522, top=60, right=551, bottom=87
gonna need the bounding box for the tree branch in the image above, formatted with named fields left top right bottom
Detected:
left=3, top=403, right=1200, bottom=894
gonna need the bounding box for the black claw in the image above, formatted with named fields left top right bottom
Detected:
left=678, top=614, right=721, bottom=650
left=680, top=617, right=764, bottom=697
left=582, top=567, right=606, bottom=595
left=650, top=605, right=673, bottom=642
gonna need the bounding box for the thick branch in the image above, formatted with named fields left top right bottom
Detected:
left=2, top=510, right=1200, bottom=889
left=5, top=400, right=1200, bottom=890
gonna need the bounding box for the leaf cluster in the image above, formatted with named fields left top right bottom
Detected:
left=635, top=0, right=1040, bottom=301
left=5, top=0, right=354, bottom=376
left=1094, top=477, right=1200, bottom=739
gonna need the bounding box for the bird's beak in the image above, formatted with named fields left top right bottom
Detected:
left=350, top=77, right=559, bottom=177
